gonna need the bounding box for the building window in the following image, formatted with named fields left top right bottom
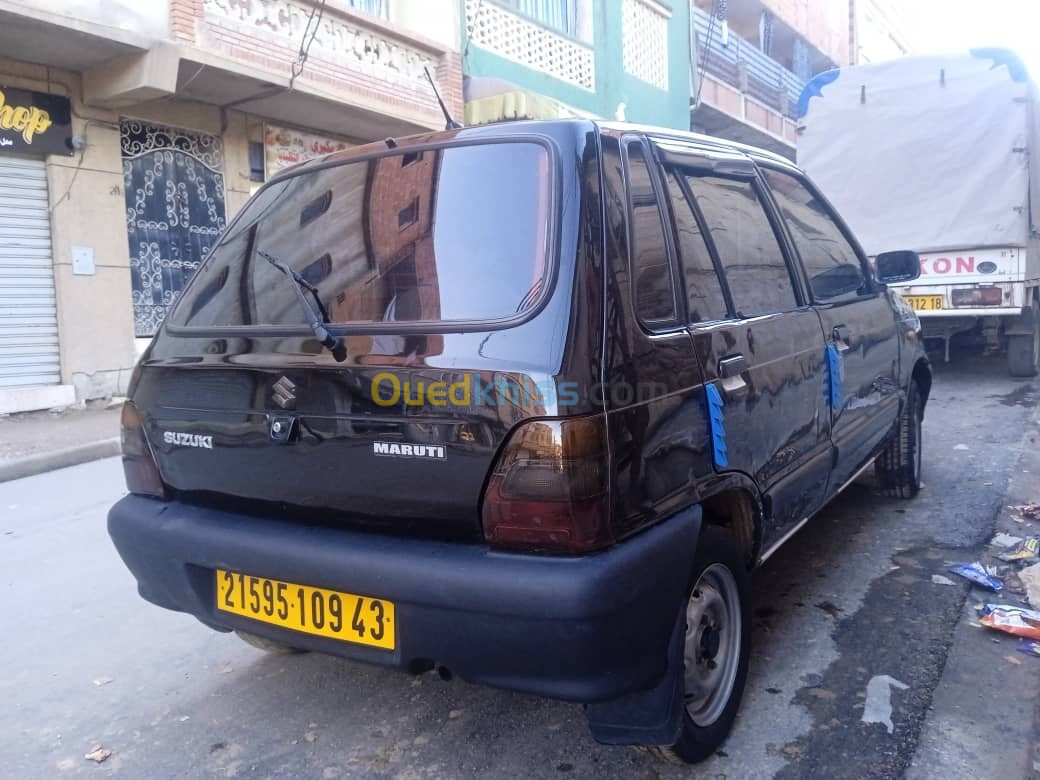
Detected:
left=465, top=0, right=595, bottom=89
left=398, top=197, right=420, bottom=230
left=501, top=0, right=577, bottom=37
left=248, top=141, right=265, bottom=183
left=347, top=0, right=389, bottom=18
left=622, top=0, right=670, bottom=90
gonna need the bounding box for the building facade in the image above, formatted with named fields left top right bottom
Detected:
left=461, top=0, right=692, bottom=130
left=0, top=0, right=463, bottom=413
left=850, top=0, right=915, bottom=65
left=689, top=0, right=850, bottom=158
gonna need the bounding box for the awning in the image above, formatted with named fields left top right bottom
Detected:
left=463, top=76, right=597, bottom=125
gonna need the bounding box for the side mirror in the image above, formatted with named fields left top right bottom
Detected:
left=875, top=250, right=921, bottom=284
left=811, top=263, right=865, bottom=299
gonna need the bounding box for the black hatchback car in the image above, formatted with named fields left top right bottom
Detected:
left=109, top=120, right=931, bottom=762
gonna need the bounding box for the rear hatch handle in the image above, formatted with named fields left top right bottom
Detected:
left=258, top=250, right=347, bottom=362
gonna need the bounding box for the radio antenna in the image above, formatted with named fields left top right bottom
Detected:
left=424, top=66, right=462, bottom=130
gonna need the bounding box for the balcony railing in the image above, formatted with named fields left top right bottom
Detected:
left=465, top=0, right=595, bottom=90
left=692, top=5, right=805, bottom=119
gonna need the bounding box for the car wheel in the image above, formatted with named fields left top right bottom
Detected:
left=649, top=525, right=752, bottom=764
left=234, top=630, right=308, bottom=655
left=875, top=379, right=923, bottom=498
left=1008, top=301, right=1039, bottom=378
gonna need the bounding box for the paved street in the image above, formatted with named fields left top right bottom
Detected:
left=2, top=353, right=1038, bottom=779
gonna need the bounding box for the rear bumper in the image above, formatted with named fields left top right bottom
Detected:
left=916, top=306, right=1023, bottom=319
left=108, top=496, right=700, bottom=703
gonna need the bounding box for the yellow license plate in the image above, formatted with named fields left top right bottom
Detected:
left=215, top=569, right=395, bottom=650
left=904, top=295, right=944, bottom=311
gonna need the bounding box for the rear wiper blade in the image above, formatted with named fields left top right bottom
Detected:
left=257, top=250, right=347, bottom=362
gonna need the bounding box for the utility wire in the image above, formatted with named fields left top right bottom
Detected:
left=49, top=118, right=106, bottom=214
left=694, top=0, right=721, bottom=108
left=463, top=0, right=485, bottom=64
left=290, top=0, right=328, bottom=91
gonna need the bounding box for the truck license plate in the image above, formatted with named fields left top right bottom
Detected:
left=215, top=569, right=395, bottom=650
left=904, top=295, right=943, bottom=311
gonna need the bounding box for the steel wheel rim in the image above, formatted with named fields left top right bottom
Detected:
left=683, top=563, right=742, bottom=727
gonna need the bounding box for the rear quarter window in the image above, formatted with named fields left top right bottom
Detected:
left=169, top=141, right=553, bottom=330
left=623, top=140, right=678, bottom=325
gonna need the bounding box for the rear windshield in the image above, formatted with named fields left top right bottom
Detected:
left=168, top=141, right=552, bottom=330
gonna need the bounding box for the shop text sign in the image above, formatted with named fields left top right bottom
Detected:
left=0, top=86, right=73, bottom=156
left=264, top=124, right=352, bottom=176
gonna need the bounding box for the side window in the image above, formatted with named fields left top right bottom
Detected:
left=683, top=174, right=798, bottom=316
left=662, top=169, right=728, bottom=323
left=761, top=167, right=869, bottom=302
left=624, top=142, right=677, bottom=324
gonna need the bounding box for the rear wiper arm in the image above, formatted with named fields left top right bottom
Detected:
left=257, top=250, right=347, bottom=362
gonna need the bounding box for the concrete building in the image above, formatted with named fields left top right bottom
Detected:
left=850, top=0, right=915, bottom=64
left=690, top=0, right=851, bottom=158
left=461, top=0, right=692, bottom=130
left=0, top=0, right=462, bottom=414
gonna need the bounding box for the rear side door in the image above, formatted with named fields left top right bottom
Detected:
left=758, top=164, right=901, bottom=493
left=652, top=140, right=832, bottom=548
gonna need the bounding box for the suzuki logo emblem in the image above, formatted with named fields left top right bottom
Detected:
left=272, top=376, right=296, bottom=410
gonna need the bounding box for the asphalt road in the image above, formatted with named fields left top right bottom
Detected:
left=1, top=353, right=1036, bottom=779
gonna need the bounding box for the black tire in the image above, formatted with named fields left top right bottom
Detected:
left=235, top=630, right=308, bottom=655
left=875, top=379, right=923, bottom=498
left=649, top=525, right=752, bottom=764
left=1008, top=300, right=1039, bottom=378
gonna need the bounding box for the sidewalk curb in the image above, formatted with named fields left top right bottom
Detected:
left=906, top=398, right=1040, bottom=780
left=0, top=438, right=121, bottom=483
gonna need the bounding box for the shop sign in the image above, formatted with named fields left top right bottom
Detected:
left=0, top=86, right=73, bottom=156
left=264, top=124, right=353, bottom=177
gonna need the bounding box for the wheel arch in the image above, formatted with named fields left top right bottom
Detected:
left=694, top=474, right=763, bottom=571
left=911, top=358, right=932, bottom=415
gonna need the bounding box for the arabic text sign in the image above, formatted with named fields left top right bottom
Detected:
left=264, top=124, right=353, bottom=177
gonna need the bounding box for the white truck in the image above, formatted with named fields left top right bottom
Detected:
left=797, top=50, right=1040, bottom=376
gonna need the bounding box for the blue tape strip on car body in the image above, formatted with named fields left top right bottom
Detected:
left=705, top=383, right=728, bottom=469
left=825, top=345, right=844, bottom=409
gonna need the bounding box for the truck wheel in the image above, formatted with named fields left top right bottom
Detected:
left=650, top=526, right=751, bottom=764
left=1008, top=303, right=1039, bottom=377
left=235, top=630, right=308, bottom=655
left=875, top=380, right=923, bottom=498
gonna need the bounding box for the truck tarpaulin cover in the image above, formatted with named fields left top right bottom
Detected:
left=797, top=51, right=1039, bottom=257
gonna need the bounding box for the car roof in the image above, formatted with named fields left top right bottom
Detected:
left=271, top=119, right=597, bottom=180
left=270, top=118, right=798, bottom=181
left=593, top=120, right=796, bottom=166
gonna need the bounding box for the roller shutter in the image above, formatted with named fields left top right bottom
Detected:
left=0, top=155, right=59, bottom=387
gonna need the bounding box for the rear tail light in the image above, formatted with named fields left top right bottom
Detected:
left=951, top=287, right=1002, bottom=306
left=120, top=401, right=167, bottom=499
left=481, top=416, right=612, bottom=554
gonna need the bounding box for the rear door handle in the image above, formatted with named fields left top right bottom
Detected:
left=832, top=325, right=851, bottom=353
left=718, top=354, right=747, bottom=378
left=718, top=354, right=748, bottom=398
